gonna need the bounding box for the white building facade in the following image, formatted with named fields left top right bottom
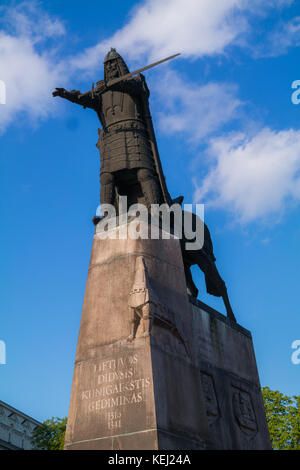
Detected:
left=0, top=400, right=41, bottom=450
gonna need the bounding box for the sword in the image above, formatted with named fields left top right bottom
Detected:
left=106, top=52, right=180, bottom=87
left=79, top=53, right=180, bottom=99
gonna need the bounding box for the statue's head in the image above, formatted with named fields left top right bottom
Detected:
left=104, top=48, right=129, bottom=82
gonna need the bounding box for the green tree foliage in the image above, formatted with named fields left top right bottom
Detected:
left=262, top=387, right=300, bottom=450
left=31, top=417, right=67, bottom=450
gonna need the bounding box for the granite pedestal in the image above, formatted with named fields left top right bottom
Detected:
left=64, top=220, right=271, bottom=450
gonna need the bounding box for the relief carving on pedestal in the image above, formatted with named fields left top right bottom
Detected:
left=127, top=256, right=189, bottom=355
left=232, top=386, right=258, bottom=436
left=200, top=372, right=220, bottom=425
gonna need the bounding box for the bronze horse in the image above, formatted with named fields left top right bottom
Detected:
left=179, top=211, right=236, bottom=322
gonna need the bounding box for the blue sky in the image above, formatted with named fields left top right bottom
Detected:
left=0, top=0, right=299, bottom=422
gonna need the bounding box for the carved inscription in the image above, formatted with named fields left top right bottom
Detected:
left=80, top=353, right=151, bottom=431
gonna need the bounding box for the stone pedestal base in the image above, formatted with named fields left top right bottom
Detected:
left=188, top=298, right=271, bottom=449
left=64, top=220, right=271, bottom=450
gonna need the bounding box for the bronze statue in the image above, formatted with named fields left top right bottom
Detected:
left=53, top=48, right=176, bottom=211
left=53, top=48, right=236, bottom=322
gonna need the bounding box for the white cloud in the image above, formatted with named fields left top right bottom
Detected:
left=0, top=1, right=66, bottom=42
left=0, top=33, right=67, bottom=132
left=254, top=16, right=300, bottom=58
left=71, top=0, right=250, bottom=71
left=70, top=0, right=295, bottom=72
left=151, top=69, right=242, bottom=142
left=0, top=2, right=67, bottom=132
left=194, top=128, right=300, bottom=222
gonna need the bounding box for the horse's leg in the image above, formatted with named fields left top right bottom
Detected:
left=199, top=259, right=236, bottom=322
left=184, top=263, right=199, bottom=298
left=221, top=286, right=236, bottom=323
